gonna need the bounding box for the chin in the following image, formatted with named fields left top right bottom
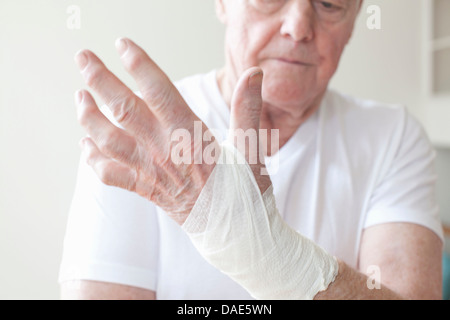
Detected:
left=261, top=72, right=326, bottom=113
left=262, top=81, right=310, bottom=107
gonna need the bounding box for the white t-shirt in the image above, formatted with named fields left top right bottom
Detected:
left=59, top=69, right=444, bottom=299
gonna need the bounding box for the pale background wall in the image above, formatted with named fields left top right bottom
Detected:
left=0, top=0, right=449, bottom=299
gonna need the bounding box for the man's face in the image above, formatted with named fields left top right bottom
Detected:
left=218, top=0, right=361, bottom=114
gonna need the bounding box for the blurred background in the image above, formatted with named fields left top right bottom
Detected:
left=0, top=0, right=449, bottom=299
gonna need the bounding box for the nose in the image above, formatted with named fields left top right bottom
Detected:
left=280, top=0, right=314, bottom=42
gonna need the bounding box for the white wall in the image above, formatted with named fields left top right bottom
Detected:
left=330, top=0, right=424, bottom=119
left=1, top=0, right=448, bottom=299
left=0, top=0, right=224, bottom=299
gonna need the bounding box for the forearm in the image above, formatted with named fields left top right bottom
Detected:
left=314, top=260, right=403, bottom=300
left=182, top=141, right=436, bottom=300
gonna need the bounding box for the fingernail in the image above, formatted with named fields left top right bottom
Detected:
left=75, top=90, right=84, bottom=105
left=249, top=71, right=263, bottom=90
left=115, top=38, right=128, bottom=56
left=75, top=50, right=88, bottom=70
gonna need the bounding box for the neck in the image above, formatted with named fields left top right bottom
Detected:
left=216, top=67, right=324, bottom=153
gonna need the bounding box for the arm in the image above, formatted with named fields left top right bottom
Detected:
left=181, top=141, right=443, bottom=300
left=74, top=38, right=442, bottom=300
left=61, top=280, right=156, bottom=300
left=315, top=223, right=443, bottom=300
left=317, top=105, right=444, bottom=300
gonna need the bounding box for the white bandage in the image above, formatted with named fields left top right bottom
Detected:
left=182, top=141, right=339, bottom=300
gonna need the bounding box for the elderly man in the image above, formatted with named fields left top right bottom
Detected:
left=59, top=0, right=444, bottom=300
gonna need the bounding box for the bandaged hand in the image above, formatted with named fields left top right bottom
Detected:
left=181, top=63, right=338, bottom=301
left=182, top=140, right=338, bottom=299
left=75, top=38, right=338, bottom=300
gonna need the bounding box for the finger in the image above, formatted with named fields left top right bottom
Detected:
left=115, top=37, right=197, bottom=127
left=74, top=48, right=158, bottom=136
left=81, top=137, right=137, bottom=192
left=76, top=89, right=140, bottom=167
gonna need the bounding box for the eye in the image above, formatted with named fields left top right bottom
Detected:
left=250, top=0, right=287, bottom=14
left=317, top=1, right=341, bottom=11
left=312, top=0, right=347, bottom=22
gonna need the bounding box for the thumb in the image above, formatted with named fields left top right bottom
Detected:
left=228, top=67, right=264, bottom=166
left=229, top=67, right=263, bottom=134
left=228, top=67, right=271, bottom=194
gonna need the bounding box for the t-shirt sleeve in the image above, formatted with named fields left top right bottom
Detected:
left=364, top=109, right=444, bottom=241
left=58, top=153, right=160, bottom=292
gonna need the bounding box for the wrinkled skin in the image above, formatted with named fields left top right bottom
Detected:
left=75, top=38, right=269, bottom=225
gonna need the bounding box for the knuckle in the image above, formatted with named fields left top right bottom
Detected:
left=98, top=129, right=120, bottom=153
left=77, top=104, right=97, bottom=127
left=110, top=94, right=138, bottom=124
left=126, top=51, right=145, bottom=73
left=85, top=150, right=95, bottom=167
left=84, top=65, right=105, bottom=88
left=97, top=161, right=114, bottom=185
left=142, top=85, right=172, bottom=111
left=106, top=129, right=123, bottom=146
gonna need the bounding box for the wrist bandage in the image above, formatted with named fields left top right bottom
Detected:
left=182, top=141, right=338, bottom=300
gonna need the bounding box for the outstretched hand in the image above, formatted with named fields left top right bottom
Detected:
left=75, top=38, right=270, bottom=225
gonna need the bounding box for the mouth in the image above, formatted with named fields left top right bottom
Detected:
left=273, top=58, right=314, bottom=67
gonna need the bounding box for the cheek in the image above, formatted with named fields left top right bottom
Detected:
left=227, top=29, right=254, bottom=67
left=316, top=28, right=352, bottom=81
left=225, top=13, right=277, bottom=71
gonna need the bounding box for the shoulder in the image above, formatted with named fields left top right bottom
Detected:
left=173, top=70, right=217, bottom=103
left=322, top=89, right=435, bottom=186
left=323, top=89, right=427, bottom=150
left=173, top=71, right=212, bottom=91
left=325, top=88, right=408, bottom=126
